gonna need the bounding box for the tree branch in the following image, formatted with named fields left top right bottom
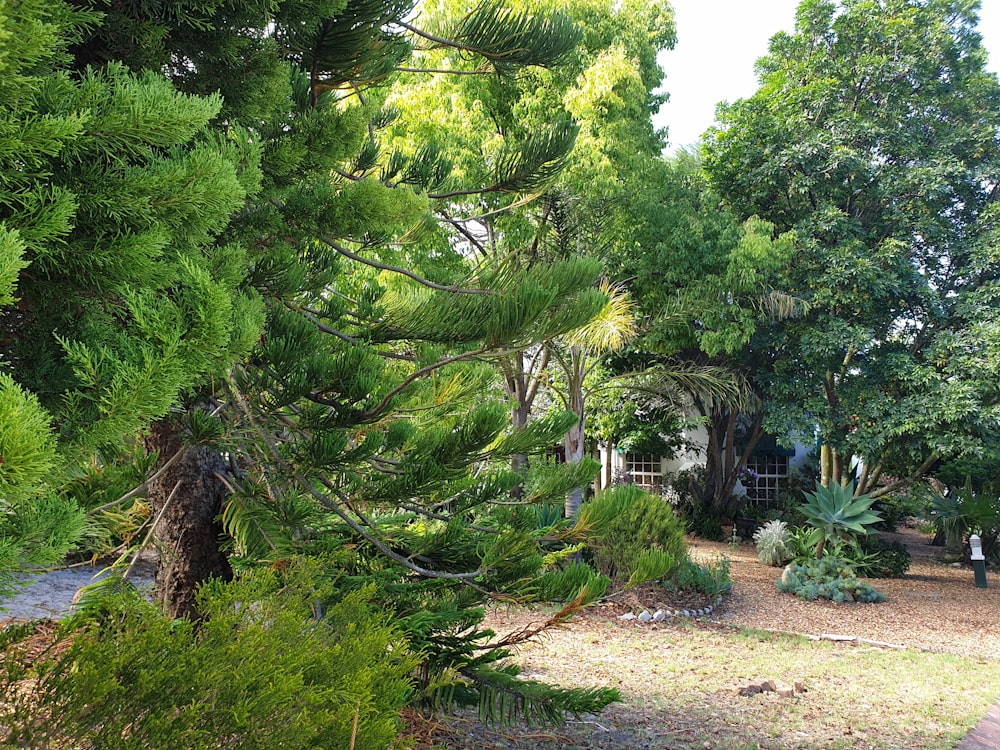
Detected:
left=223, top=372, right=484, bottom=580
left=319, top=233, right=494, bottom=295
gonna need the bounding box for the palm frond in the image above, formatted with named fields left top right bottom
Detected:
left=616, top=362, right=757, bottom=412
left=562, top=282, right=637, bottom=353
left=754, top=290, right=810, bottom=320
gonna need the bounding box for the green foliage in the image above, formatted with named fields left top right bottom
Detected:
left=0, top=495, right=85, bottom=601
left=3, top=565, right=415, bottom=750
left=705, top=0, right=1000, bottom=487
left=466, top=663, right=619, bottom=728
left=4, top=0, right=663, bottom=731
left=0, top=374, right=56, bottom=498
left=799, top=481, right=882, bottom=556
left=872, top=492, right=928, bottom=532
left=662, top=556, right=732, bottom=598
left=775, top=557, right=886, bottom=604
left=931, top=480, right=1000, bottom=559
left=575, top=484, right=687, bottom=587
left=535, top=560, right=609, bottom=602
left=852, top=536, right=911, bottom=579
left=787, top=525, right=824, bottom=562
left=753, top=519, right=793, bottom=567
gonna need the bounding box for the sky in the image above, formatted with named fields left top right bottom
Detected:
left=654, top=0, right=1000, bottom=154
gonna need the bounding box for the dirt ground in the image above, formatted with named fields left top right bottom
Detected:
left=693, top=526, right=1000, bottom=660
left=410, top=527, right=1000, bottom=749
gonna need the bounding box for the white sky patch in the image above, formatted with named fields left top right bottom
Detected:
left=654, top=0, right=1000, bottom=155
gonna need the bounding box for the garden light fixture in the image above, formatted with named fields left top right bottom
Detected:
left=970, top=534, right=988, bottom=589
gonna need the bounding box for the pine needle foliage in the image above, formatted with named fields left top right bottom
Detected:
left=429, top=0, right=580, bottom=74
left=11, top=0, right=627, bottom=731
left=574, top=484, right=687, bottom=587
left=2, top=564, right=415, bottom=749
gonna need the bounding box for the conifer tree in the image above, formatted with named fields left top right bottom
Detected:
left=54, top=0, right=619, bottom=722
left=0, top=0, right=261, bottom=594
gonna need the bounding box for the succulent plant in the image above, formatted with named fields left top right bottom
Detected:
left=799, top=481, right=882, bottom=557
left=753, top=519, right=793, bottom=567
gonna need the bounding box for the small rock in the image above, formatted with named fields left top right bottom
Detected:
left=761, top=680, right=777, bottom=693
left=652, top=609, right=666, bottom=622
left=682, top=609, right=690, bottom=617
left=776, top=687, right=795, bottom=698
left=781, top=564, right=796, bottom=585
left=738, top=684, right=763, bottom=696
left=637, top=609, right=653, bottom=622
left=617, top=612, right=636, bottom=621
left=794, top=680, right=807, bottom=693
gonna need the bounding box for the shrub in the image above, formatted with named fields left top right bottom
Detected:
left=753, top=519, right=793, bottom=566
left=931, top=479, right=1000, bottom=560
left=872, top=492, right=929, bottom=532
left=663, top=556, right=732, bottom=597
left=788, top=526, right=823, bottom=562
left=687, top=513, right=726, bottom=542
left=852, top=536, right=911, bottom=579
left=535, top=559, right=610, bottom=602
left=576, top=484, right=687, bottom=587
left=775, top=557, right=886, bottom=604
left=3, top=564, right=415, bottom=750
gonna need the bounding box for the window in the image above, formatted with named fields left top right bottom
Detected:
left=743, top=453, right=788, bottom=505
left=625, top=453, right=663, bottom=492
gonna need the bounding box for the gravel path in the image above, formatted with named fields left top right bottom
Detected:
left=0, top=565, right=154, bottom=621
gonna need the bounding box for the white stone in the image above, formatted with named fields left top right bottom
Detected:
left=618, top=612, right=636, bottom=621
left=652, top=609, right=666, bottom=622
left=637, top=610, right=653, bottom=622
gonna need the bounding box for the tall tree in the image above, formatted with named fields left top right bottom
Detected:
left=0, top=0, right=261, bottom=593
left=384, top=0, right=678, bottom=506
left=705, top=0, right=1000, bottom=493
left=608, top=153, right=798, bottom=524
left=57, top=0, right=619, bottom=720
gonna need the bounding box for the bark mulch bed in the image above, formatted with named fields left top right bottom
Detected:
left=408, top=526, right=1000, bottom=749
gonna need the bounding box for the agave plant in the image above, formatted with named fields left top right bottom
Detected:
left=799, top=481, right=882, bottom=558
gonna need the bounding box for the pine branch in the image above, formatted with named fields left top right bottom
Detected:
left=223, top=372, right=484, bottom=581
left=282, top=300, right=358, bottom=344
left=358, top=346, right=520, bottom=421
left=319, top=234, right=494, bottom=295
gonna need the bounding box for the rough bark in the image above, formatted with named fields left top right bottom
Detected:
left=145, top=418, right=233, bottom=620
left=698, top=400, right=765, bottom=521
left=502, top=349, right=547, bottom=498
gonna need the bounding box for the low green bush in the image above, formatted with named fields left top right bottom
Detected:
left=853, top=536, right=912, bottom=579
left=535, top=559, right=610, bottom=602
left=576, top=484, right=687, bottom=587
left=775, top=556, right=886, bottom=604
left=662, top=556, right=732, bottom=598
left=3, top=564, right=415, bottom=750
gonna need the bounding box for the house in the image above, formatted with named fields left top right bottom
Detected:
left=593, top=422, right=812, bottom=507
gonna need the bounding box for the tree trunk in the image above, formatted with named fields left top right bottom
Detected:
left=563, top=417, right=586, bottom=517
left=145, top=418, right=232, bottom=620
left=699, top=402, right=765, bottom=521
left=502, top=349, right=547, bottom=498
left=564, top=346, right=586, bottom=518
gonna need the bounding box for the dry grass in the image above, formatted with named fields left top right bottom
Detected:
left=413, top=527, right=1000, bottom=749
